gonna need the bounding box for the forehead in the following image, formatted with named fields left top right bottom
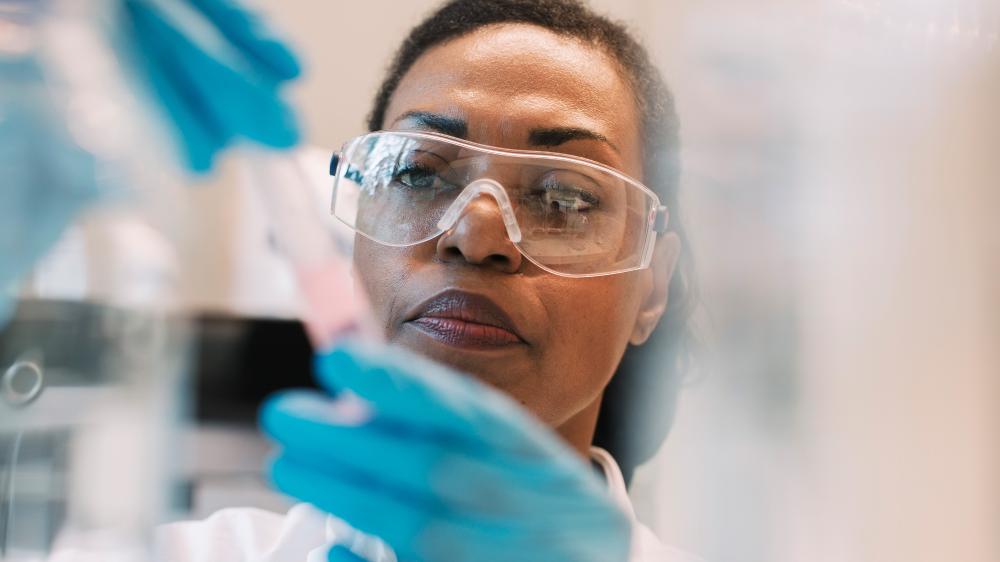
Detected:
left=383, top=24, right=642, bottom=172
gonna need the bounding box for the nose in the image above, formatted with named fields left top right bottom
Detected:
left=435, top=182, right=524, bottom=274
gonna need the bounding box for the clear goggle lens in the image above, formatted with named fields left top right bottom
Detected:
left=330, top=131, right=668, bottom=278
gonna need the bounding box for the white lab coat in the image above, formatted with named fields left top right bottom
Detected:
left=50, top=448, right=701, bottom=562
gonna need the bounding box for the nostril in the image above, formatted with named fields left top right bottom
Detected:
left=486, top=254, right=512, bottom=268
left=443, top=246, right=464, bottom=260
left=439, top=241, right=516, bottom=270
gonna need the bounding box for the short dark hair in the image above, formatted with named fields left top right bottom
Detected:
left=368, top=0, right=696, bottom=484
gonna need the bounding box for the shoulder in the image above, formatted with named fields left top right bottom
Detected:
left=633, top=522, right=708, bottom=562
left=154, top=504, right=331, bottom=561
left=47, top=505, right=328, bottom=562
left=589, top=447, right=707, bottom=562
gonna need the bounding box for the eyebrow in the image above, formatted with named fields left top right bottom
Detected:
left=528, top=127, right=618, bottom=154
left=392, top=111, right=618, bottom=154
left=393, top=111, right=468, bottom=138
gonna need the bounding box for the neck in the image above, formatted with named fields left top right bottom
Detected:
left=554, top=394, right=603, bottom=458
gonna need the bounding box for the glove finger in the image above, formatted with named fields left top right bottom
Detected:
left=266, top=391, right=602, bottom=520
left=185, top=0, right=302, bottom=81
left=261, top=390, right=444, bottom=501
left=125, top=2, right=229, bottom=173
left=418, top=511, right=631, bottom=562
left=124, top=0, right=229, bottom=171
left=325, top=545, right=367, bottom=562
left=424, top=452, right=612, bottom=519
left=269, top=454, right=428, bottom=557
left=126, top=0, right=300, bottom=150
left=152, top=16, right=299, bottom=148
left=315, top=341, right=557, bottom=456
left=305, top=463, right=628, bottom=562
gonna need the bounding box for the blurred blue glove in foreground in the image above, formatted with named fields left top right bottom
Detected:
left=0, top=0, right=301, bottom=322
left=0, top=55, right=103, bottom=321
left=121, top=0, right=302, bottom=172
left=261, top=341, right=631, bottom=562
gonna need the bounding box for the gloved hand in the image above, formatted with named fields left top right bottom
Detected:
left=261, top=340, right=632, bottom=562
left=120, top=0, right=302, bottom=172
left=0, top=57, right=103, bottom=322
left=1, top=0, right=301, bottom=322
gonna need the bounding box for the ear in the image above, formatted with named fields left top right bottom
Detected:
left=629, top=232, right=681, bottom=346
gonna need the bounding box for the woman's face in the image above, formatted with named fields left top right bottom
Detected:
left=354, top=24, right=678, bottom=446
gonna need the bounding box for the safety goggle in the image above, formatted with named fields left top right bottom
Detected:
left=328, top=131, right=669, bottom=278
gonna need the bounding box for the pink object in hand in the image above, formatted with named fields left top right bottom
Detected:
left=295, top=259, right=379, bottom=351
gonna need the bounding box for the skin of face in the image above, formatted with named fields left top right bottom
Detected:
left=354, top=23, right=681, bottom=456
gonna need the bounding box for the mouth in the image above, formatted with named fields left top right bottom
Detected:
left=404, top=289, right=527, bottom=349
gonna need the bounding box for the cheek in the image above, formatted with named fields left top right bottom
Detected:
left=534, top=276, right=643, bottom=397
left=543, top=277, right=642, bottom=343
left=353, top=237, right=416, bottom=331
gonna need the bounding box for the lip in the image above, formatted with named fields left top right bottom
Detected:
left=404, top=289, right=527, bottom=349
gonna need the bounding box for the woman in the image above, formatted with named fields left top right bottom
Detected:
left=164, top=1, right=697, bottom=561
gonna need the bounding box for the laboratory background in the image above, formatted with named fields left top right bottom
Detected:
left=1, top=1, right=998, bottom=562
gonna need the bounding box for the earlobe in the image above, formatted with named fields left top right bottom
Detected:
left=629, top=233, right=681, bottom=346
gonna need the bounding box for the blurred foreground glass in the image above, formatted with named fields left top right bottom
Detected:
left=0, top=0, right=209, bottom=559
left=0, top=302, right=188, bottom=561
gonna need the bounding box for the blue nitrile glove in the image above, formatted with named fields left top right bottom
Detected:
left=261, top=340, right=632, bottom=562
left=119, top=0, right=301, bottom=173
left=1, top=0, right=301, bottom=322
left=0, top=56, right=103, bottom=322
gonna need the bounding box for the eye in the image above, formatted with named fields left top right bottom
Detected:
left=392, top=162, right=462, bottom=194
left=394, top=165, right=439, bottom=189
left=542, top=189, right=592, bottom=212
left=530, top=173, right=601, bottom=212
